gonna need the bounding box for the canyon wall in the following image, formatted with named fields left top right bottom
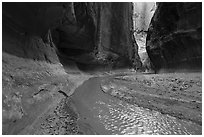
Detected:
left=3, top=2, right=142, bottom=69
left=146, top=2, right=202, bottom=71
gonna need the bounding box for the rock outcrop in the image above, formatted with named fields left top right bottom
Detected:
left=3, top=2, right=142, bottom=69
left=2, top=3, right=62, bottom=63
left=146, top=2, right=202, bottom=71
left=54, top=2, right=142, bottom=68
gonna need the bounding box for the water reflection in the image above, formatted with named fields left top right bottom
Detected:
left=93, top=99, right=201, bottom=135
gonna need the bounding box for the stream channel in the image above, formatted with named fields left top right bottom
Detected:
left=70, top=75, right=202, bottom=135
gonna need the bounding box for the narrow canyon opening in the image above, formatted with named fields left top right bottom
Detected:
left=2, top=2, right=202, bottom=135
left=133, top=2, right=156, bottom=72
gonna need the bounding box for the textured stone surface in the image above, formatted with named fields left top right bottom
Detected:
left=146, top=2, right=202, bottom=71
left=2, top=3, right=61, bottom=63
left=2, top=2, right=141, bottom=68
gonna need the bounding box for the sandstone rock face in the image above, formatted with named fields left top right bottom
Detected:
left=2, top=3, right=64, bottom=63
left=55, top=2, right=142, bottom=68
left=97, top=3, right=134, bottom=59
left=3, top=2, right=141, bottom=68
left=146, top=2, right=202, bottom=71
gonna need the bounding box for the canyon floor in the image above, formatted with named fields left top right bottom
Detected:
left=2, top=52, right=202, bottom=135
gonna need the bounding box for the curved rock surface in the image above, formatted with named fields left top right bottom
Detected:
left=146, top=2, right=202, bottom=71
left=3, top=2, right=141, bottom=68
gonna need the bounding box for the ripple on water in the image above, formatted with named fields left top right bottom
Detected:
left=94, top=99, right=201, bottom=135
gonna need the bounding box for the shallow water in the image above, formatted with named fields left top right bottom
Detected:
left=94, top=99, right=201, bottom=135
left=71, top=77, right=202, bottom=135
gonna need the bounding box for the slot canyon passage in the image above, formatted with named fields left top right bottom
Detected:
left=2, top=2, right=202, bottom=135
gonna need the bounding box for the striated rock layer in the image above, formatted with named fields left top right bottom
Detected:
left=146, top=2, right=202, bottom=72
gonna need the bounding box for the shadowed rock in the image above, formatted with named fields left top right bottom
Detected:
left=146, top=2, right=202, bottom=72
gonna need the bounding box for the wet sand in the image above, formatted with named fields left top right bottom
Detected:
left=101, top=72, right=202, bottom=125
left=69, top=72, right=202, bottom=135
left=3, top=58, right=201, bottom=135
